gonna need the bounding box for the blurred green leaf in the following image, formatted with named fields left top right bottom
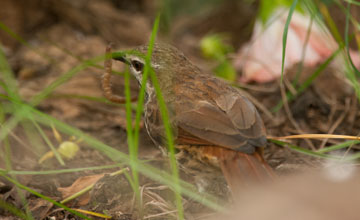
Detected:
left=200, top=34, right=236, bottom=82
left=0, top=172, right=91, bottom=220
left=200, top=34, right=232, bottom=59
left=344, top=0, right=360, bottom=6
left=259, top=0, right=303, bottom=24
left=214, top=60, right=236, bottom=82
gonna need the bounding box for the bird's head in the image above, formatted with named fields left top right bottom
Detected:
left=112, top=43, right=195, bottom=90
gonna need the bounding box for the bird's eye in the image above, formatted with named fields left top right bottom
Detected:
left=131, top=60, right=144, bottom=72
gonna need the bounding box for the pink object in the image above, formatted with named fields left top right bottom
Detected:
left=235, top=9, right=360, bottom=83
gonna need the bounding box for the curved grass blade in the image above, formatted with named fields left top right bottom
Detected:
left=29, top=105, right=224, bottom=212
left=143, top=14, right=184, bottom=220
left=280, top=0, right=298, bottom=83
left=0, top=42, right=20, bottom=102
left=272, top=47, right=341, bottom=112
left=344, top=0, right=360, bottom=6
left=269, top=139, right=340, bottom=160
left=0, top=200, right=28, bottom=219
left=0, top=21, right=54, bottom=64
left=344, top=2, right=360, bottom=77
left=1, top=163, right=123, bottom=175
left=318, top=2, right=343, bottom=44
left=0, top=171, right=91, bottom=220
left=30, top=55, right=105, bottom=106
left=31, top=119, right=65, bottom=166
left=317, top=140, right=360, bottom=153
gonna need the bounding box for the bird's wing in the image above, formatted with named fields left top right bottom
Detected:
left=176, top=93, right=266, bottom=153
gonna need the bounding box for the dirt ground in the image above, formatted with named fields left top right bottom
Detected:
left=1, top=0, right=360, bottom=219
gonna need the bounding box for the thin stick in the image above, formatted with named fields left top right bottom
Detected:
left=102, top=43, right=137, bottom=103
left=280, top=82, right=316, bottom=150
left=269, top=134, right=360, bottom=141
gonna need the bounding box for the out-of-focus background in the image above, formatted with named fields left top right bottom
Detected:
left=1, top=0, right=360, bottom=219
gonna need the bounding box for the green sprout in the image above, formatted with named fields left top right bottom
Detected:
left=200, top=34, right=237, bottom=82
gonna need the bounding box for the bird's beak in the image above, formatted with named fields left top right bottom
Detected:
left=113, top=54, right=130, bottom=65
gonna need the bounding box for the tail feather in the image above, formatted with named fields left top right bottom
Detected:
left=176, top=145, right=275, bottom=196
left=219, top=149, right=275, bottom=195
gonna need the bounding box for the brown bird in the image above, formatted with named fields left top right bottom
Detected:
left=103, top=43, right=274, bottom=195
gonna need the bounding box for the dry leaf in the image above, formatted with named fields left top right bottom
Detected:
left=58, top=174, right=104, bottom=206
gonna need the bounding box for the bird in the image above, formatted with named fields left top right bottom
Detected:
left=102, top=43, right=274, bottom=196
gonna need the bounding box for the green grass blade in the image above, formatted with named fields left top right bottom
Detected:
left=122, top=169, right=138, bottom=199
left=132, top=17, right=160, bottom=150
left=344, top=2, right=360, bottom=77
left=317, top=140, right=360, bottom=153
left=269, top=139, right=341, bottom=160
left=1, top=163, right=123, bottom=175
left=2, top=137, right=34, bottom=220
left=125, top=14, right=162, bottom=213
left=273, top=137, right=360, bottom=162
left=0, top=108, right=26, bottom=143
left=28, top=105, right=223, bottom=211
left=31, top=119, right=65, bottom=166
left=296, top=51, right=340, bottom=94
left=112, top=15, right=185, bottom=217
left=272, top=47, right=341, bottom=112
left=344, top=0, right=360, bottom=6
left=123, top=64, right=142, bottom=206
left=341, top=1, right=360, bottom=102
left=0, top=41, right=20, bottom=102
left=0, top=199, right=28, bottom=219
left=281, top=0, right=298, bottom=83
left=343, top=152, right=360, bottom=160
left=144, top=14, right=184, bottom=219
left=49, top=94, right=132, bottom=107
left=29, top=56, right=105, bottom=106
left=0, top=21, right=54, bottom=64
left=292, top=13, right=313, bottom=86
left=149, top=68, right=184, bottom=219
left=318, top=2, right=343, bottom=44
left=0, top=172, right=91, bottom=220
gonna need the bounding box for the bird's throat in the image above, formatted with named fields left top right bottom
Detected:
left=143, top=82, right=155, bottom=104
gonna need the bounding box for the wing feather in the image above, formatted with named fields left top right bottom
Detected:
left=176, top=93, right=266, bottom=153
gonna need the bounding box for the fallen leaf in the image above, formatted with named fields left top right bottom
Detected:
left=58, top=174, right=104, bottom=206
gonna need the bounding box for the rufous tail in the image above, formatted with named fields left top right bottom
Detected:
left=218, top=149, right=275, bottom=196
left=177, top=145, right=275, bottom=196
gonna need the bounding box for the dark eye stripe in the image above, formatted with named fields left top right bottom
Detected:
left=131, top=60, right=144, bottom=72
